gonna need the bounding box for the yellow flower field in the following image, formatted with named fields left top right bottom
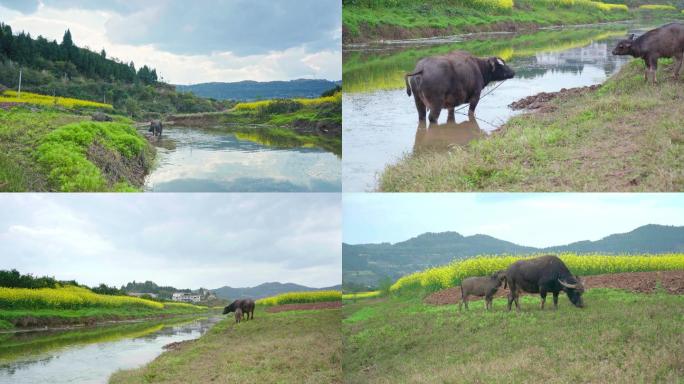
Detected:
left=390, top=253, right=684, bottom=295
left=0, top=90, right=113, bottom=110
left=342, top=291, right=382, bottom=300
left=0, top=286, right=164, bottom=310
left=233, top=92, right=341, bottom=112
left=256, top=290, right=342, bottom=306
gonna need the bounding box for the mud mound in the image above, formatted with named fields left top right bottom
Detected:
left=264, top=301, right=342, bottom=313
left=86, top=141, right=152, bottom=188
left=163, top=339, right=195, bottom=351
left=509, top=85, right=600, bottom=111
left=425, top=270, right=684, bottom=305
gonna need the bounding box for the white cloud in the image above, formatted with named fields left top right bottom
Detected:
left=0, top=1, right=341, bottom=84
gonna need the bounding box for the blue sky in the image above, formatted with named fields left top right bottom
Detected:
left=0, top=194, right=341, bottom=289
left=0, top=0, right=341, bottom=84
left=343, top=193, right=684, bottom=247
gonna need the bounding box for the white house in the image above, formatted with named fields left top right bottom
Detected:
left=171, top=292, right=202, bottom=303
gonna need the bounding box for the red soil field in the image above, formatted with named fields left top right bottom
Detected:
left=264, top=301, right=342, bottom=313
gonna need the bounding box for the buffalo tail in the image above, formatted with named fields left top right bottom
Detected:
left=405, top=70, right=423, bottom=97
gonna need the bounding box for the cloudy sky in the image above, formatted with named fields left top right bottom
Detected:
left=0, top=194, right=341, bottom=289
left=344, top=193, right=684, bottom=247
left=0, top=0, right=341, bottom=84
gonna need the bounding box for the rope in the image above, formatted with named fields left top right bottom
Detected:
left=453, top=79, right=508, bottom=113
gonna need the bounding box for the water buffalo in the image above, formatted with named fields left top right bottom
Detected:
left=459, top=270, right=506, bottom=310
left=149, top=120, right=163, bottom=136
left=222, top=299, right=255, bottom=321
left=234, top=307, right=243, bottom=324
left=405, top=51, right=515, bottom=123
left=504, top=255, right=585, bottom=311
left=612, top=23, right=684, bottom=83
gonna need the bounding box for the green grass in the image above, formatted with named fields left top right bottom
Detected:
left=380, top=59, right=684, bottom=191
left=343, top=289, right=684, bottom=383
left=109, top=308, right=342, bottom=384
left=342, top=0, right=637, bottom=43
left=0, top=106, right=153, bottom=192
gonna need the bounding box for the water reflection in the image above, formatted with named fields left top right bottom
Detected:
left=144, top=127, right=341, bottom=192
left=0, top=317, right=220, bottom=384
left=413, top=117, right=484, bottom=154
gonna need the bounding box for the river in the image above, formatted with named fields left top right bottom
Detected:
left=342, top=22, right=655, bottom=191
left=0, top=316, right=222, bottom=384
left=143, top=127, right=341, bottom=192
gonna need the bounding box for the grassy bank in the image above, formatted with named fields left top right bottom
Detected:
left=380, top=59, right=684, bottom=191
left=0, top=103, right=154, bottom=192
left=257, top=290, right=342, bottom=306
left=389, top=253, right=684, bottom=295
left=343, top=288, right=684, bottom=383
left=343, top=0, right=639, bottom=43
left=0, top=286, right=207, bottom=328
left=109, top=308, right=342, bottom=384
left=342, top=0, right=682, bottom=44
left=171, top=92, right=342, bottom=155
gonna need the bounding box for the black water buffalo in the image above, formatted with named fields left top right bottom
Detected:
left=405, top=51, right=515, bottom=123
left=612, top=23, right=684, bottom=83
left=504, top=255, right=585, bottom=311
left=459, top=270, right=506, bottom=310
left=222, top=299, right=255, bottom=321
left=149, top=120, right=163, bottom=136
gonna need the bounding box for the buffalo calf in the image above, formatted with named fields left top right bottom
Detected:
left=612, top=23, right=684, bottom=83
left=459, top=271, right=506, bottom=310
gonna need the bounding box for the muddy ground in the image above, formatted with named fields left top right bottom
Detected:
left=508, top=85, right=600, bottom=112
left=425, top=270, right=684, bottom=305
left=264, top=301, right=342, bottom=313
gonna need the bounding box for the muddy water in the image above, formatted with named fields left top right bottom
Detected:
left=342, top=23, right=651, bottom=191
left=0, top=316, right=221, bottom=384
left=144, top=127, right=341, bottom=192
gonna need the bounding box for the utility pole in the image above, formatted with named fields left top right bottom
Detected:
left=17, top=68, right=22, bottom=98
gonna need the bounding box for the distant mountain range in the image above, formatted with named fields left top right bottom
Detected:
left=176, top=79, right=341, bottom=101
left=211, top=282, right=342, bottom=300
left=343, top=224, right=684, bottom=288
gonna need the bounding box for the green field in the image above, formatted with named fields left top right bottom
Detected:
left=343, top=288, right=684, bottom=383
left=0, top=104, right=154, bottom=192
left=257, top=290, right=342, bottom=306
left=109, top=308, right=342, bottom=384
left=380, top=59, right=684, bottom=191
left=342, top=0, right=642, bottom=43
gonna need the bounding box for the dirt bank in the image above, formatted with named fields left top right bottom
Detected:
left=264, top=301, right=342, bottom=313
left=508, top=85, right=600, bottom=112
left=424, top=270, right=684, bottom=305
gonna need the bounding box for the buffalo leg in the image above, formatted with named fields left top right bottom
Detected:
left=463, top=295, right=469, bottom=310
left=428, top=108, right=441, bottom=124
left=553, top=292, right=559, bottom=309
left=507, top=292, right=514, bottom=311
left=414, top=95, right=427, bottom=121
left=468, top=92, right=481, bottom=117
left=648, top=57, right=658, bottom=84
left=674, top=53, right=683, bottom=80
left=447, top=108, right=455, bottom=122
left=513, top=290, right=521, bottom=311
left=540, top=290, right=547, bottom=310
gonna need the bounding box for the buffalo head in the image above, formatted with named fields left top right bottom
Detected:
left=222, top=301, right=237, bottom=314
left=487, top=57, right=515, bottom=81
left=612, top=34, right=635, bottom=56
left=558, top=276, right=585, bottom=308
